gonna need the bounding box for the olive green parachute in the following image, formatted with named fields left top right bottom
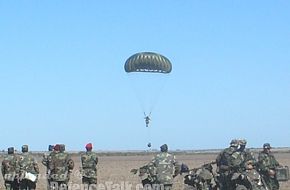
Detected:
left=124, top=52, right=172, bottom=73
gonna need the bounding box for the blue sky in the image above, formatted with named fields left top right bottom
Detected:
left=0, top=1, right=289, bottom=151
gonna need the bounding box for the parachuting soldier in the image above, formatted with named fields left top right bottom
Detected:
left=1, top=147, right=19, bottom=190
left=49, top=144, right=74, bottom=190
left=80, top=143, right=98, bottom=189
left=216, top=139, right=240, bottom=190
left=42, top=145, right=54, bottom=190
left=150, top=144, right=179, bottom=190
left=144, top=115, right=150, bottom=127
left=18, top=145, right=39, bottom=190
left=258, top=143, right=280, bottom=190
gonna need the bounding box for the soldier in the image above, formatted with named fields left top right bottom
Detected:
left=42, top=145, right=54, bottom=190
left=49, top=144, right=74, bottom=190
left=258, top=143, right=280, bottom=190
left=150, top=144, right=179, bottom=190
left=18, top=145, right=39, bottom=190
left=144, top=116, right=150, bottom=127
left=215, top=139, right=239, bottom=190
left=238, top=139, right=256, bottom=170
left=1, top=147, right=19, bottom=190
left=81, top=143, right=98, bottom=189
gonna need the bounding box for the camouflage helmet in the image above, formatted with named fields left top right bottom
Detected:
left=263, top=143, right=271, bottom=149
left=59, top=144, right=65, bottom=152
left=22, top=145, right=28, bottom=153
left=230, top=139, right=239, bottom=147
left=8, top=147, right=14, bottom=154
left=239, top=139, right=247, bottom=146
left=160, top=144, right=168, bottom=152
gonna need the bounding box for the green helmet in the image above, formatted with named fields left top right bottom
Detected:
left=230, top=139, right=239, bottom=147
left=22, top=145, right=28, bottom=153
left=59, top=144, right=65, bottom=152
left=239, top=139, right=247, bottom=146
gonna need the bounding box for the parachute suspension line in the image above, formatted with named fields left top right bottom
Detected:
left=146, top=74, right=170, bottom=117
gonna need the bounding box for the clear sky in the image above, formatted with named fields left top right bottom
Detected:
left=0, top=1, right=289, bottom=151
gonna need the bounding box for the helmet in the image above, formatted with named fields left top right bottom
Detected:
left=239, top=139, right=247, bottom=146
left=22, top=145, right=28, bottom=153
left=160, top=144, right=168, bottom=152
left=59, top=144, right=65, bottom=152
left=230, top=139, right=239, bottom=147
left=263, top=143, right=271, bottom=149
left=8, top=147, right=14, bottom=154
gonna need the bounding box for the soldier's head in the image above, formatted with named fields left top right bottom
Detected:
left=85, top=143, right=93, bottom=151
left=8, top=147, right=14, bottom=154
left=160, top=144, right=168, bottom=152
left=239, top=139, right=247, bottom=151
left=48, top=145, right=54, bottom=152
left=59, top=144, right=65, bottom=152
left=54, top=144, right=60, bottom=152
left=263, top=143, right=271, bottom=153
left=230, top=139, right=239, bottom=149
left=22, top=145, right=28, bottom=153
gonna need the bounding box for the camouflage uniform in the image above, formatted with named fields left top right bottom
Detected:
left=216, top=139, right=239, bottom=190
left=238, top=139, right=257, bottom=170
left=1, top=147, right=19, bottom=190
left=150, top=144, right=178, bottom=190
left=49, top=145, right=74, bottom=190
left=18, top=145, right=39, bottom=190
left=42, top=145, right=54, bottom=190
left=258, top=143, right=280, bottom=190
left=81, top=151, right=98, bottom=187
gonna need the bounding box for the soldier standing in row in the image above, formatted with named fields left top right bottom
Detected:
left=1, top=147, right=19, bottom=190
left=81, top=143, right=98, bottom=189
left=258, top=143, right=280, bottom=190
left=42, top=145, right=54, bottom=190
left=49, top=144, right=74, bottom=190
left=150, top=144, right=179, bottom=190
left=18, top=145, right=39, bottom=190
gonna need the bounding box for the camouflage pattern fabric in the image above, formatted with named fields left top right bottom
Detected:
left=49, top=151, right=74, bottom=182
left=1, top=154, right=19, bottom=190
left=150, top=152, right=177, bottom=185
left=81, top=151, right=98, bottom=181
left=216, top=146, right=238, bottom=190
left=18, top=152, right=39, bottom=176
left=258, top=151, right=280, bottom=190
left=18, top=152, right=39, bottom=190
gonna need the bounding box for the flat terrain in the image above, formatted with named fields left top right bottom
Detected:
left=0, top=152, right=289, bottom=189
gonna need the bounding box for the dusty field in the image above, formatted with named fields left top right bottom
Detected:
left=0, top=152, right=289, bottom=189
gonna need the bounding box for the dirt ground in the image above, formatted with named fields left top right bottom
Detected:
left=0, top=152, right=289, bottom=189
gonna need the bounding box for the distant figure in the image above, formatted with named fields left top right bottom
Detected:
left=81, top=143, right=98, bottom=190
left=147, top=143, right=152, bottom=148
left=1, top=147, right=19, bottom=190
left=258, top=143, right=280, bottom=190
left=49, top=144, right=74, bottom=190
left=18, top=145, right=39, bottom=190
left=150, top=144, right=180, bottom=190
left=42, top=145, right=54, bottom=190
left=144, top=116, right=150, bottom=127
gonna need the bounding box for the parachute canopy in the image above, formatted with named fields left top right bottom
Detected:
left=124, top=52, right=172, bottom=73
